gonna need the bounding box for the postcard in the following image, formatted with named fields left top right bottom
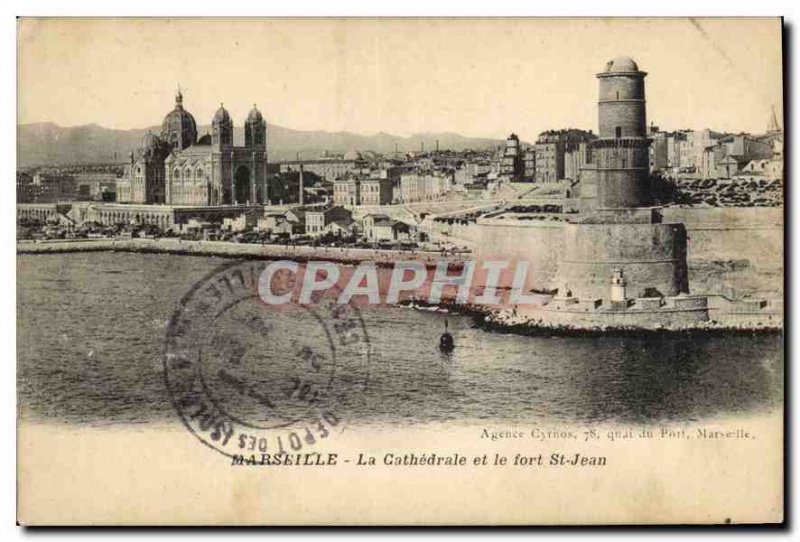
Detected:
left=17, top=17, right=784, bottom=525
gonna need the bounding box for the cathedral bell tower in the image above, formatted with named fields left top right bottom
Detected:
left=245, top=105, right=267, bottom=149
left=244, top=105, right=268, bottom=205
left=211, top=103, right=233, bottom=149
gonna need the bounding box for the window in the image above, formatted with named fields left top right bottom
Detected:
left=615, top=127, right=622, bottom=139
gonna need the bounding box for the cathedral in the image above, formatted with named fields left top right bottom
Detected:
left=118, top=90, right=268, bottom=206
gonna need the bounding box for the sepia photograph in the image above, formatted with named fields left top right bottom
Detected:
left=15, top=16, right=784, bottom=526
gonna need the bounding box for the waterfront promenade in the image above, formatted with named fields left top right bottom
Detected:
left=17, top=237, right=466, bottom=266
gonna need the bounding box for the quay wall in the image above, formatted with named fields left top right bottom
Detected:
left=517, top=306, right=710, bottom=330
left=16, top=238, right=460, bottom=267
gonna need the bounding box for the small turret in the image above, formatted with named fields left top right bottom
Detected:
left=610, top=269, right=627, bottom=302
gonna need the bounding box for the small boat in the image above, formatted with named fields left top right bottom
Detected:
left=439, top=319, right=455, bottom=352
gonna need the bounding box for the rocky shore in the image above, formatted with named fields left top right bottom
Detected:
left=477, top=308, right=783, bottom=337
left=398, top=299, right=783, bottom=337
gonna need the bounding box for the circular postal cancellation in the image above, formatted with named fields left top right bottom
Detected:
left=164, top=259, right=372, bottom=460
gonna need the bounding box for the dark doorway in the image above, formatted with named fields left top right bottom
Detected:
left=234, top=166, right=251, bottom=204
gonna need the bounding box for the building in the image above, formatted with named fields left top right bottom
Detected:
left=332, top=175, right=394, bottom=206
left=362, top=214, right=412, bottom=242
left=686, top=133, right=776, bottom=180
left=454, top=161, right=493, bottom=186
left=535, top=129, right=595, bottom=183
left=715, top=155, right=741, bottom=179
left=277, top=152, right=369, bottom=181
left=305, top=206, right=354, bottom=237
left=741, top=159, right=772, bottom=175
left=666, top=131, right=687, bottom=169
left=678, top=129, right=726, bottom=173
left=17, top=172, right=77, bottom=203
left=332, top=178, right=361, bottom=206
left=360, top=177, right=393, bottom=206
left=17, top=172, right=34, bottom=203
left=72, top=172, right=119, bottom=201
left=257, top=212, right=297, bottom=236
left=500, top=133, right=524, bottom=182
left=223, top=209, right=262, bottom=232
left=534, top=132, right=564, bottom=183
left=522, top=148, right=536, bottom=182
left=648, top=126, right=669, bottom=172
left=399, top=172, right=452, bottom=203
left=118, top=90, right=269, bottom=206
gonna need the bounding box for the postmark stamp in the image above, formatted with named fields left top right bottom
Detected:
left=164, top=259, right=371, bottom=459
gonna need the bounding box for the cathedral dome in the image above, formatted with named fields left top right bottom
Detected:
left=161, top=89, right=197, bottom=150
left=604, top=56, right=639, bottom=73
left=213, top=104, right=231, bottom=124
left=142, top=130, right=161, bottom=149
left=246, top=105, right=264, bottom=124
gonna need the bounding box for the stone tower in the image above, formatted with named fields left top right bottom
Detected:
left=594, top=57, right=651, bottom=209
left=557, top=57, right=689, bottom=301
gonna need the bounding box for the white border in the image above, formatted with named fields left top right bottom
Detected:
left=4, top=1, right=796, bottom=538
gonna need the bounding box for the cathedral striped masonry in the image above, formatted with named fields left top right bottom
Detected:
left=117, top=89, right=269, bottom=206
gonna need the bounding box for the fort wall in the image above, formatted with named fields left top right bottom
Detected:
left=473, top=207, right=782, bottom=300
left=473, top=219, right=564, bottom=292
left=558, top=222, right=688, bottom=298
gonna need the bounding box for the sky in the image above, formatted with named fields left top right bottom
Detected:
left=17, top=18, right=783, bottom=141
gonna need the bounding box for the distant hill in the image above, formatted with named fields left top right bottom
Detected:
left=17, top=122, right=510, bottom=167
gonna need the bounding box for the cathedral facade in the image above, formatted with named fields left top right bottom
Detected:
left=118, top=90, right=268, bottom=206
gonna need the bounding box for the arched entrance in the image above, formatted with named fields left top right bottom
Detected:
left=234, top=166, right=251, bottom=205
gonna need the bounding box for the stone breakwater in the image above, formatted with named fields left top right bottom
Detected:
left=16, top=238, right=458, bottom=267
left=398, top=299, right=783, bottom=336
left=479, top=307, right=783, bottom=336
